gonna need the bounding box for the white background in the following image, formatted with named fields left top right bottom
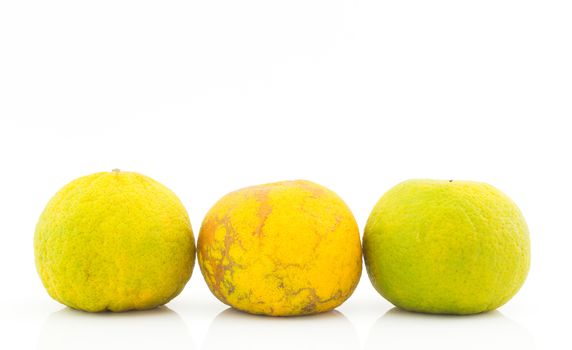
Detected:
left=1, top=1, right=571, bottom=349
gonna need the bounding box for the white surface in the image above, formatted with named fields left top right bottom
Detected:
left=1, top=1, right=571, bottom=349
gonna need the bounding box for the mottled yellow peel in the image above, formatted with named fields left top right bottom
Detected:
left=198, top=180, right=362, bottom=316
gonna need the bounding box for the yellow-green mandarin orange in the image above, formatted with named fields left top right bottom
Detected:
left=34, top=170, right=195, bottom=312
left=363, top=179, right=530, bottom=315
left=198, top=180, right=362, bottom=316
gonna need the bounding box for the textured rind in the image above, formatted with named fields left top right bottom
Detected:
left=197, top=180, right=362, bottom=316
left=34, top=171, right=196, bottom=312
left=363, top=179, right=531, bottom=315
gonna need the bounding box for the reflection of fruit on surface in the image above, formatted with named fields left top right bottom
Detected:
left=204, top=308, right=359, bottom=350
left=34, top=170, right=195, bottom=312
left=365, top=308, right=534, bottom=350
left=198, top=180, right=362, bottom=316
left=39, top=307, right=193, bottom=350
left=363, top=179, right=530, bottom=315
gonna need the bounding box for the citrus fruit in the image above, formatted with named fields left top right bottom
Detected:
left=34, top=170, right=195, bottom=312
left=197, top=180, right=362, bottom=316
left=363, top=179, right=530, bottom=314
